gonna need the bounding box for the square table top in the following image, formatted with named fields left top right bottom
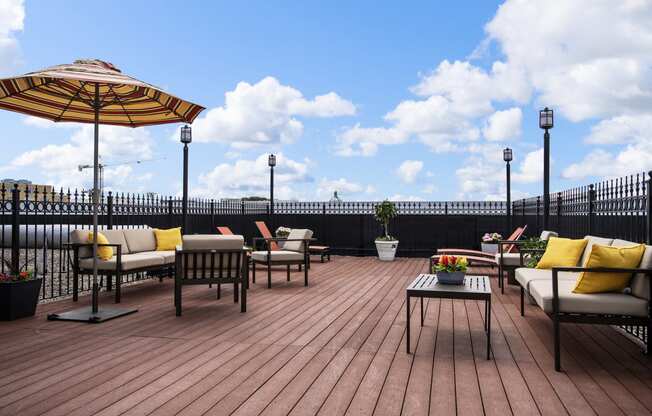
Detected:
left=407, top=274, right=491, bottom=300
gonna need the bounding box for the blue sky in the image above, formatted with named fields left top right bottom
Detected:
left=0, top=0, right=650, bottom=201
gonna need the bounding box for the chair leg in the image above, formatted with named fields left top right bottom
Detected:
left=240, top=276, right=246, bottom=313
left=73, top=269, right=79, bottom=301
left=106, top=273, right=113, bottom=292
left=217, top=283, right=221, bottom=299
left=234, top=279, right=239, bottom=303
left=175, top=281, right=182, bottom=316
left=498, top=263, right=503, bottom=294
left=304, top=260, right=308, bottom=286
left=115, top=271, right=121, bottom=303
left=554, top=313, right=561, bottom=371
left=520, top=286, right=525, bottom=316
left=268, top=262, right=272, bottom=289
left=252, top=262, right=256, bottom=284
left=287, top=265, right=291, bottom=281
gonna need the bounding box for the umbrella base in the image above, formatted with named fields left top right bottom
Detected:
left=47, top=306, right=138, bottom=323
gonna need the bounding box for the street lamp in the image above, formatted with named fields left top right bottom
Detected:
left=268, top=154, right=276, bottom=215
left=180, top=125, right=192, bottom=233
left=539, top=107, right=553, bottom=230
left=503, top=147, right=513, bottom=234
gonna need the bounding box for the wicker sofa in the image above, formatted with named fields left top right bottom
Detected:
left=513, top=235, right=652, bottom=371
left=69, top=227, right=175, bottom=303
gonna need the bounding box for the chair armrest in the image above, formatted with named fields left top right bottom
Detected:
left=64, top=242, right=122, bottom=249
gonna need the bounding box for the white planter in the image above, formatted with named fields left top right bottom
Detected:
left=481, top=242, right=498, bottom=254
left=375, top=240, right=399, bottom=261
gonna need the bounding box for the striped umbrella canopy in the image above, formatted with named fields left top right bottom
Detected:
left=0, top=59, right=205, bottom=322
left=0, top=59, right=204, bottom=126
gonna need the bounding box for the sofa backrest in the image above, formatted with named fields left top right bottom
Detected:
left=539, top=230, right=558, bottom=241
left=283, top=229, right=313, bottom=252
left=123, top=228, right=156, bottom=253
left=581, top=235, right=614, bottom=266
left=101, top=229, right=130, bottom=254
left=70, top=229, right=92, bottom=258
left=180, top=234, right=245, bottom=271
left=611, top=239, right=651, bottom=300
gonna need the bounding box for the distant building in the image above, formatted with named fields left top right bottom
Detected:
left=0, top=179, right=69, bottom=202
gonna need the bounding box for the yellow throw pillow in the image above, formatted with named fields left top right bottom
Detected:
left=536, top=237, right=588, bottom=269
left=573, top=244, right=645, bottom=294
left=154, top=227, right=182, bottom=251
left=87, top=232, right=113, bottom=260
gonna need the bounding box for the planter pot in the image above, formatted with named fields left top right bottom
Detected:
left=436, top=271, right=466, bottom=285
left=481, top=242, right=499, bottom=254
left=375, top=240, right=399, bottom=261
left=0, top=278, right=42, bottom=321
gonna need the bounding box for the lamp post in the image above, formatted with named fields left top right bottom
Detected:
left=268, top=154, right=276, bottom=215
left=539, top=107, right=553, bottom=230
left=503, top=147, right=513, bottom=234
left=180, top=125, right=192, bottom=233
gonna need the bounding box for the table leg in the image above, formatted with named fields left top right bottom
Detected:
left=484, top=300, right=488, bottom=331
left=486, top=298, right=491, bottom=360
left=406, top=293, right=411, bottom=354
left=420, top=297, right=424, bottom=326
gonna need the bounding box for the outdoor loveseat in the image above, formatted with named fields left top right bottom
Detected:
left=69, top=227, right=175, bottom=303
left=514, top=235, right=651, bottom=371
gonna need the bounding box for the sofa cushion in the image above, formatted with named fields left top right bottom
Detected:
left=123, top=228, right=156, bottom=253
left=573, top=243, right=645, bottom=294
left=495, top=252, right=528, bottom=267
left=515, top=267, right=579, bottom=292
left=536, top=237, right=587, bottom=269
left=79, top=252, right=164, bottom=271
left=528, top=278, right=648, bottom=317
left=101, top=229, right=130, bottom=254
left=182, top=234, right=244, bottom=250
left=581, top=236, right=614, bottom=266
left=154, top=250, right=176, bottom=264
left=252, top=250, right=305, bottom=262
left=154, top=227, right=182, bottom=251
left=87, top=232, right=113, bottom=260
left=282, top=229, right=313, bottom=252
left=612, top=239, right=652, bottom=300
left=180, top=235, right=245, bottom=271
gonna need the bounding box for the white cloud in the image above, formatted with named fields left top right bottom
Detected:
left=562, top=142, right=652, bottom=180
left=482, top=107, right=522, bottom=141
left=192, top=77, right=355, bottom=148
left=396, top=160, right=423, bottom=184
left=389, top=194, right=424, bottom=201
left=316, top=177, right=364, bottom=200
left=193, top=153, right=312, bottom=200
left=0, top=0, right=24, bottom=75
left=513, top=148, right=544, bottom=183
left=585, top=114, right=652, bottom=145
left=5, top=123, right=154, bottom=190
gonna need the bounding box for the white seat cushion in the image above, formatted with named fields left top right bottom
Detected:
left=123, top=228, right=157, bottom=253
left=282, top=229, right=313, bottom=252
left=528, top=278, right=648, bottom=317
left=79, top=252, right=164, bottom=271
left=101, top=229, right=130, bottom=254
left=515, top=268, right=579, bottom=292
left=154, top=250, right=176, bottom=264
left=252, top=251, right=305, bottom=262
left=495, top=252, right=528, bottom=267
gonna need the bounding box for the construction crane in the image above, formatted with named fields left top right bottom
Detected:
left=78, top=157, right=166, bottom=192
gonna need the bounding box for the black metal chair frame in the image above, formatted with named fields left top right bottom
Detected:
left=517, top=265, right=651, bottom=371
left=67, top=243, right=173, bottom=303
left=251, top=237, right=314, bottom=288
left=174, top=248, right=248, bottom=315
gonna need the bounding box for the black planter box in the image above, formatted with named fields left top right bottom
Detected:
left=0, top=278, right=42, bottom=321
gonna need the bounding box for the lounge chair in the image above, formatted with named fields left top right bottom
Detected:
left=251, top=228, right=313, bottom=288
left=436, top=225, right=527, bottom=261
left=217, top=226, right=233, bottom=235
left=175, top=234, right=248, bottom=315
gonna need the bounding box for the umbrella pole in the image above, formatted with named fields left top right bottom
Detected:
left=91, top=83, right=100, bottom=314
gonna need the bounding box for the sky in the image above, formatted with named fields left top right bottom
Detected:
left=0, top=0, right=651, bottom=202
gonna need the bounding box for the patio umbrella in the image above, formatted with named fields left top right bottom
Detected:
left=0, top=59, right=205, bottom=322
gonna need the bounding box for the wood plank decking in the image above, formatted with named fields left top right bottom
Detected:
left=1, top=256, right=651, bottom=416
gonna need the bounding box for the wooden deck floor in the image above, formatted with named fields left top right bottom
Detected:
left=1, top=256, right=651, bottom=416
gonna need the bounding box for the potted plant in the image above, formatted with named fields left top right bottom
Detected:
left=481, top=232, right=503, bottom=254
left=374, top=200, right=398, bottom=261
left=433, top=255, right=468, bottom=284
left=275, top=226, right=292, bottom=249
left=0, top=259, right=41, bottom=321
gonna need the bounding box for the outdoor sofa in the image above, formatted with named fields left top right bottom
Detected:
left=175, top=234, right=248, bottom=315
left=514, top=235, right=652, bottom=371
left=68, top=227, right=175, bottom=303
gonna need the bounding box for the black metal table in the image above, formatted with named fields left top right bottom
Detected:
left=406, top=274, right=492, bottom=359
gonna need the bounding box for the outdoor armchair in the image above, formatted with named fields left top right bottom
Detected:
left=496, top=230, right=557, bottom=293
left=175, top=234, right=248, bottom=315
left=251, top=228, right=313, bottom=288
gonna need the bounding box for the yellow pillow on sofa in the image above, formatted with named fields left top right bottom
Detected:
left=154, top=227, right=182, bottom=251
left=87, top=232, right=113, bottom=260
left=573, top=244, right=645, bottom=294
left=536, top=237, right=587, bottom=269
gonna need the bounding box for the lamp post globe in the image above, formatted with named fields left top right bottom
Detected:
left=180, top=125, right=192, bottom=233
left=539, top=108, right=553, bottom=231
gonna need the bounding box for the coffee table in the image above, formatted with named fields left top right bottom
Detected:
left=406, top=274, right=492, bottom=359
